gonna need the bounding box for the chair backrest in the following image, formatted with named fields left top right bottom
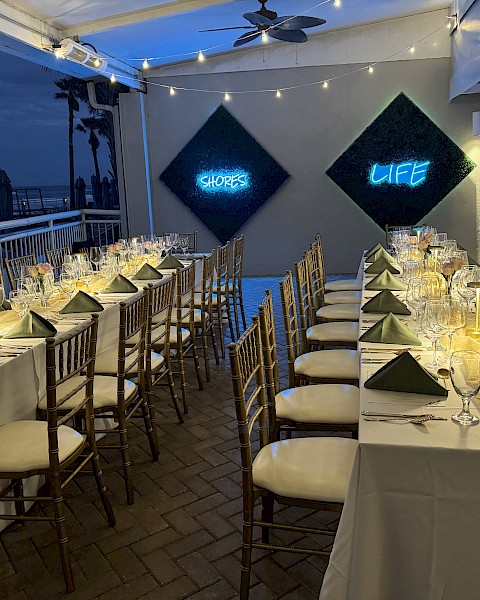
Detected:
left=175, top=262, right=196, bottom=337
left=228, top=318, right=269, bottom=490
left=198, top=251, right=215, bottom=312
left=5, top=254, right=36, bottom=290
left=118, top=291, right=148, bottom=397
left=145, top=276, right=175, bottom=354
left=295, top=254, right=314, bottom=353
left=46, top=246, right=71, bottom=278
left=279, top=271, right=302, bottom=388
left=306, top=246, right=325, bottom=312
left=232, top=236, right=245, bottom=289
left=216, top=241, right=231, bottom=290
left=258, top=290, right=280, bottom=434
left=45, top=315, right=99, bottom=470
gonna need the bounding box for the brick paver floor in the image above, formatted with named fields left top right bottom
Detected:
left=0, top=277, right=351, bottom=600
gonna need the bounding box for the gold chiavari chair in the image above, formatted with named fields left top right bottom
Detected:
left=259, top=289, right=359, bottom=441
left=5, top=253, right=36, bottom=290
left=313, top=234, right=362, bottom=293
left=170, top=263, right=204, bottom=414
left=213, top=241, right=235, bottom=357
left=231, top=235, right=247, bottom=337
left=279, top=271, right=359, bottom=387
left=194, top=251, right=219, bottom=381
left=306, top=248, right=360, bottom=323
left=46, top=245, right=71, bottom=278
left=9, top=315, right=115, bottom=592
left=295, top=252, right=358, bottom=352
left=228, top=318, right=357, bottom=600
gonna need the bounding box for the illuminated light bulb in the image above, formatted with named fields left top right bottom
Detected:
left=142, top=58, right=149, bottom=69
left=275, top=89, right=282, bottom=98
left=54, top=47, right=63, bottom=59
left=224, top=92, right=231, bottom=101
left=110, top=73, right=116, bottom=83
left=323, top=80, right=329, bottom=89
left=447, top=21, right=452, bottom=29
left=333, top=0, right=341, bottom=7
left=409, top=46, right=415, bottom=53
left=198, top=50, right=206, bottom=62
left=262, top=30, right=268, bottom=43
left=169, top=86, right=176, bottom=96
left=94, top=58, right=101, bottom=68
left=368, top=65, right=374, bottom=74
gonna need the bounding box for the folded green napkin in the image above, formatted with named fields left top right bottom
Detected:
left=366, top=247, right=394, bottom=265
left=365, top=243, right=383, bottom=260
left=362, top=290, right=411, bottom=315
left=132, top=263, right=163, bottom=280
left=364, top=352, right=448, bottom=396
left=365, top=256, right=399, bottom=275
left=359, top=313, right=420, bottom=345
left=103, top=274, right=138, bottom=293
left=365, top=270, right=406, bottom=291
left=0, top=299, right=11, bottom=312
left=4, top=310, right=57, bottom=339
left=157, top=254, right=183, bottom=270
left=59, top=290, right=104, bottom=314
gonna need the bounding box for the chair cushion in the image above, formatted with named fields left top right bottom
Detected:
left=307, top=322, right=359, bottom=344
left=38, top=376, right=137, bottom=410
left=325, top=279, right=362, bottom=292
left=324, top=290, right=362, bottom=305
left=154, top=326, right=190, bottom=347
left=171, top=308, right=204, bottom=324
left=194, top=293, right=226, bottom=307
left=294, top=349, right=359, bottom=381
left=212, top=283, right=234, bottom=293
left=0, top=420, right=84, bottom=472
left=94, top=347, right=164, bottom=375
left=276, top=384, right=359, bottom=423
left=253, top=437, right=357, bottom=502
left=316, top=304, right=360, bottom=322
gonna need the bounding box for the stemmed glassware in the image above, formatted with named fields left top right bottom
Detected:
left=89, top=247, right=103, bottom=271
left=450, top=350, right=480, bottom=425
left=9, top=290, right=30, bottom=317
left=422, top=300, right=449, bottom=370
left=437, top=297, right=466, bottom=355
left=60, top=274, right=76, bottom=300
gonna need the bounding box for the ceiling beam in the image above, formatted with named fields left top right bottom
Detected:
left=0, top=0, right=61, bottom=46
left=62, top=0, right=238, bottom=37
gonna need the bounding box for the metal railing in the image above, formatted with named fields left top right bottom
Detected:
left=0, top=209, right=122, bottom=292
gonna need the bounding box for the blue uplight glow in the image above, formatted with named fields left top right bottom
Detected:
left=369, top=161, right=431, bottom=187
left=196, top=170, right=250, bottom=193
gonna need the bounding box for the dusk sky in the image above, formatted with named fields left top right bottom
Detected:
left=0, top=52, right=110, bottom=188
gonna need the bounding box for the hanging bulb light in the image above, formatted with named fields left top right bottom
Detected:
left=142, top=58, right=150, bottom=69
left=110, top=73, right=116, bottom=83
left=368, top=65, right=374, bottom=74
left=169, top=86, right=176, bottom=96
left=224, top=92, right=231, bottom=101
left=53, top=47, right=63, bottom=59
left=409, top=46, right=415, bottom=53
left=275, top=89, right=282, bottom=98
left=333, top=0, right=341, bottom=7
left=198, top=50, right=206, bottom=62
left=262, top=30, right=268, bottom=43
left=93, top=58, right=101, bottom=68
left=323, top=80, right=329, bottom=89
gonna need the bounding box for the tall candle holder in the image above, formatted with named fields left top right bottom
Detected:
left=466, top=282, right=480, bottom=339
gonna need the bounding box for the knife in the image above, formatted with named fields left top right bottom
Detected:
left=362, top=411, right=447, bottom=420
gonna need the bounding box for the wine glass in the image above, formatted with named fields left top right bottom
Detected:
left=406, top=278, right=426, bottom=331
left=421, top=300, right=449, bottom=370
left=0, top=285, right=4, bottom=307
left=402, top=260, right=422, bottom=283
left=89, top=247, right=103, bottom=271
left=9, top=290, right=30, bottom=317
left=450, top=350, right=480, bottom=425
left=454, top=266, right=479, bottom=316
left=60, top=274, right=76, bottom=300
left=437, top=297, right=466, bottom=355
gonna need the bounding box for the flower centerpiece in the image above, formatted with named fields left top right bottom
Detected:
left=440, top=255, right=467, bottom=294
left=28, top=263, right=54, bottom=306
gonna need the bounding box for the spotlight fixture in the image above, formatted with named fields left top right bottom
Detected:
left=53, top=39, right=108, bottom=71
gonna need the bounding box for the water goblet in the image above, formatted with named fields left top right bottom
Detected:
left=89, top=247, right=103, bottom=271
left=437, top=297, right=465, bottom=355
left=60, top=275, right=76, bottom=300
left=422, top=300, right=449, bottom=370
left=9, top=290, right=29, bottom=317
left=450, top=350, right=480, bottom=425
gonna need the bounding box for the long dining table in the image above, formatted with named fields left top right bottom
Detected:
left=319, top=254, right=480, bottom=600
left=0, top=256, right=203, bottom=531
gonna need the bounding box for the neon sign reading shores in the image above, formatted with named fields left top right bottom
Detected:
left=369, top=161, right=431, bottom=187
left=196, top=170, right=250, bottom=193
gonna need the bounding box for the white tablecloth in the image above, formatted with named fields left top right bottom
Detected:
left=320, top=259, right=480, bottom=600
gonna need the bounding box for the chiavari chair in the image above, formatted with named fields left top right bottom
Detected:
left=5, top=253, right=36, bottom=290
left=46, top=246, right=71, bottom=278
left=213, top=241, right=235, bottom=357
left=11, top=315, right=115, bottom=592
left=313, top=234, right=362, bottom=293
left=231, top=235, right=247, bottom=337
left=229, top=318, right=357, bottom=600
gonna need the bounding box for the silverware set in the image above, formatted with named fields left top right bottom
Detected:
left=361, top=410, right=447, bottom=424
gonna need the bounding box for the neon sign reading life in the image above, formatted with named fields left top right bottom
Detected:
left=196, top=170, right=250, bottom=193
left=369, top=160, right=431, bottom=187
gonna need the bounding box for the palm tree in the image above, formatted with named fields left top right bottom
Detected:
left=54, top=77, right=83, bottom=209
left=76, top=117, right=103, bottom=207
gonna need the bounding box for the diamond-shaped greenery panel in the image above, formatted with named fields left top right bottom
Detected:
left=160, top=105, right=289, bottom=242
left=326, top=93, right=475, bottom=228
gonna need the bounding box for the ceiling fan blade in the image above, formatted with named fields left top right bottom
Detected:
left=268, top=28, right=308, bottom=43
left=199, top=26, right=255, bottom=32
left=243, top=12, right=272, bottom=26
left=272, top=16, right=326, bottom=30
left=233, top=31, right=262, bottom=47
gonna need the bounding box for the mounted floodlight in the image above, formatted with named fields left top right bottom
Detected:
left=54, top=39, right=108, bottom=71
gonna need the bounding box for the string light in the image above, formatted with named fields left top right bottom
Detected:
left=446, top=21, right=452, bottom=29
left=198, top=50, right=206, bottom=62
left=275, top=89, right=282, bottom=98
left=224, top=92, right=231, bottom=101
left=53, top=48, right=63, bottom=59
left=110, top=73, right=116, bottom=83
left=408, top=46, right=415, bottom=53
left=169, top=86, right=176, bottom=95
left=262, top=31, right=268, bottom=43
left=333, top=0, right=341, bottom=6
left=94, top=58, right=101, bottom=68
left=323, top=80, right=329, bottom=89
left=142, top=59, right=150, bottom=69
left=368, top=65, right=374, bottom=73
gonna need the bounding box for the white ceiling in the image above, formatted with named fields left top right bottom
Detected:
left=10, top=0, right=450, bottom=68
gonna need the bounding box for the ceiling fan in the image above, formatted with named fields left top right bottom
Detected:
left=199, top=0, right=326, bottom=47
